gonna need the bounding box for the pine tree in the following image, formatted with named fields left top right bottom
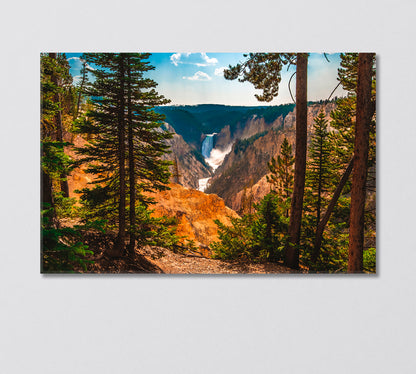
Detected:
left=306, top=111, right=333, bottom=228
left=312, top=53, right=376, bottom=268
left=41, top=53, right=74, bottom=213
left=49, top=53, right=72, bottom=197
left=267, top=137, right=294, bottom=217
left=41, top=53, right=94, bottom=272
left=224, top=52, right=308, bottom=269
left=77, top=53, right=172, bottom=257
left=224, top=53, right=297, bottom=101
left=285, top=53, right=308, bottom=269
left=124, top=53, right=171, bottom=253
left=301, top=110, right=336, bottom=265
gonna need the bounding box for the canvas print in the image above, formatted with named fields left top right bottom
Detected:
left=41, top=52, right=376, bottom=274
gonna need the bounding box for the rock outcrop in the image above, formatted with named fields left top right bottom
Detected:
left=148, top=183, right=239, bottom=250
left=64, top=135, right=95, bottom=199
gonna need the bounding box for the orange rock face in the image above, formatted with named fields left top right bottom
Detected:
left=65, top=135, right=95, bottom=200
left=148, top=183, right=239, bottom=249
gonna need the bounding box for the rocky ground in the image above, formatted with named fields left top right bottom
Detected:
left=85, top=247, right=304, bottom=274
left=77, top=232, right=303, bottom=274
left=138, top=246, right=304, bottom=274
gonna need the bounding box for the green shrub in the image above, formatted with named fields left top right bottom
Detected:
left=132, top=204, right=179, bottom=249
left=41, top=206, right=99, bottom=273
left=211, top=192, right=288, bottom=262
left=363, top=247, right=376, bottom=273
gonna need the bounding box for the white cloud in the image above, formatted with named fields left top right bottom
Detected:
left=170, top=52, right=218, bottom=67
left=170, top=53, right=182, bottom=66
left=182, top=71, right=212, bottom=81
left=200, top=52, right=218, bottom=66
left=214, top=66, right=226, bottom=76
left=67, top=57, right=80, bottom=62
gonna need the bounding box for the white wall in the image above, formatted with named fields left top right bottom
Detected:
left=1, top=1, right=415, bottom=373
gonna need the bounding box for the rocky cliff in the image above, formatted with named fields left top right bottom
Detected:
left=206, top=103, right=336, bottom=211
left=160, top=123, right=212, bottom=189
left=206, top=127, right=291, bottom=209
left=214, top=114, right=284, bottom=150
left=64, top=135, right=95, bottom=199
left=147, top=183, right=239, bottom=251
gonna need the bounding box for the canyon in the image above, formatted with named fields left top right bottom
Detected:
left=162, top=102, right=336, bottom=211
left=67, top=101, right=337, bottom=252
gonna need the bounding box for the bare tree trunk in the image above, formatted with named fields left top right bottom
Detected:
left=110, top=55, right=126, bottom=257
left=173, top=157, right=181, bottom=184
left=284, top=53, right=308, bottom=269
left=75, top=60, right=87, bottom=119
left=49, top=53, right=70, bottom=198
left=348, top=53, right=374, bottom=273
left=312, top=158, right=353, bottom=262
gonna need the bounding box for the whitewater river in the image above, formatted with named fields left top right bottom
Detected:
left=198, top=133, right=232, bottom=192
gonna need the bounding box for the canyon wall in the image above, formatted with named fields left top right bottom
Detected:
left=206, top=103, right=336, bottom=211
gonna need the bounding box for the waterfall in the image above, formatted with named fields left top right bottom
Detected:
left=198, top=177, right=211, bottom=192
left=201, top=133, right=216, bottom=158
left=198, top=133, right=233, bottom=192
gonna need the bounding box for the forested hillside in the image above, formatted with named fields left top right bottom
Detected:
left=41, top=52, right=376, bottom=274
left=155, top=103, right=295, bottom=150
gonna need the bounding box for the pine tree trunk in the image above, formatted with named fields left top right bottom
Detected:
left=348, top=53, right=374, bottom=273
left=127, top=58, right=136, bottom=255
left=57, top=96, right=70, bottom=198
left=111, top=55, right=127, bottom=257
left=312, top=158, right=353, bottom=262
left=284, top=53, right=308, bottom=269
left=49, top=53, right=70, bottom=198
left=41, top=166, right=56, bottom=227
left=42, top=169, right=54, bottom=209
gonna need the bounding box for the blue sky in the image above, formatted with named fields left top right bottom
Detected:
left=65, top=53, right=346, bottom=106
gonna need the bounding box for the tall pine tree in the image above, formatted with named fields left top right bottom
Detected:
left=224, top=52, right=308, bottom=269
left=348, top=53, right=375, bottom=273
left=302, top=110, right=337, bottom=265
left=306, top=111, right=333, bottom=229
left=124, top=54, right=171, bottom=253
left=312, top=53, right=376, bottom=267
left=41, top=53, right=94, bottom=272
left=41, top=53, right=74, bottom=213
left=267, top=137, right=294, bottom=217
left=77, top=53, right=172, bottom=257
